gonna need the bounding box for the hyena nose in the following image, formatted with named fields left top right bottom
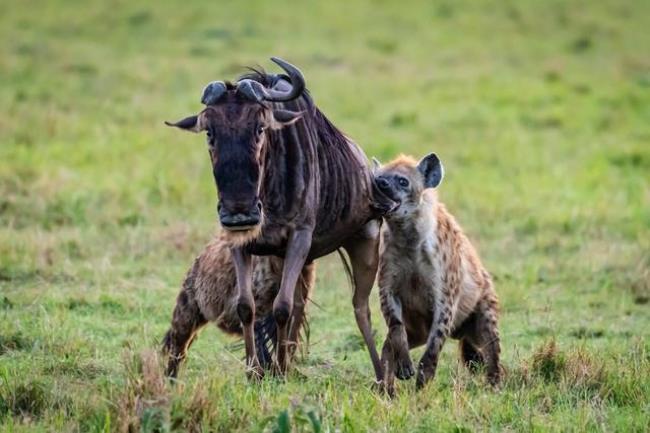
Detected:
left=376, top=177, right=390, bottom=191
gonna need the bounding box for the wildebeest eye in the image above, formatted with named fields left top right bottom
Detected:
left=398, top=177, right=409, bottom=188
left=256, top=125, right=265, bottom=136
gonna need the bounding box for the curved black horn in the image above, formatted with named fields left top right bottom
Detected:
left=235, top=58, right=305, bottom=103
left=201, top=81, right=227, bottom=105
left=263, top=57, right=305, bottom=102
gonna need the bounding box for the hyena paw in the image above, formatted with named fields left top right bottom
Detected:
left=246, top=360, right=265, bottom=382
left=395, top=354, right=415, bottom=380
left=415, top=362, right=436, bottom=390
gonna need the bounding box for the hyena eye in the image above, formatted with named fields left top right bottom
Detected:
left=398, top=177, right=410, bottom=188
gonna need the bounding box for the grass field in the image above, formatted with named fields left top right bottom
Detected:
left=1, top=0, right=649, bottom=431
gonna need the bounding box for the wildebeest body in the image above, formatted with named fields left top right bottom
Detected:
left=165, top=59, right=386, bottom=380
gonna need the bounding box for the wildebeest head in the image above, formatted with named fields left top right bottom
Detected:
left=166, top=57, right=304, bottom=238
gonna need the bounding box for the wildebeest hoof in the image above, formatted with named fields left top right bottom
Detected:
left=395, top=356, right=415, bottom=380
left=372, top=380, right=395, bottom=398
left=270, top=361, right=288, bottom=378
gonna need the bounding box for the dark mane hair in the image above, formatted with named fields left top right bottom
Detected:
left=237, top=66, right=350, bottom=151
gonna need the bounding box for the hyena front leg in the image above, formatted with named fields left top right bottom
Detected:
left=380, top=289, right=414, bottom=382
left=380, top=337, right=397, bottom=397
left=416, top=298, right=453, bottom=390
left=287, top=262, right=315, bottom=360
left=389, top=325, right=414, bottom=380
left=162, top=262, right=208, bottom=378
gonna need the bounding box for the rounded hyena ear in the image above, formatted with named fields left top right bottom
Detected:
left=417, top=153, right=444, bottom=189
left=371, top=157, right=382, bottom=173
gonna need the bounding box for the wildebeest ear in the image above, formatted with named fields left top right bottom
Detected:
left=371, top=157, right=382, bottom=173
left=417, top=153, right=444, bottom=189
left=164, top=115, right=202, bottom=133
left=271, top=109, right=302, bottom=128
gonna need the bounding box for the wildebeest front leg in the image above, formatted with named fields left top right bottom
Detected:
left=273, top=229, right=312, bottom=374
left=231, top=247, right=263, bottom=379
left=416, top=300, right=453, bottom=390
left=344, top=220, right=383, bottom=383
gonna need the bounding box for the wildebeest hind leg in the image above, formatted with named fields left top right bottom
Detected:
left=343, top=220, right=383, bottom=383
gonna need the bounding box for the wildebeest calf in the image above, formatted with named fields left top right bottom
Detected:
left=162, top=233, right=314, bottom=378
left=373, top=153, right=502, bottom=395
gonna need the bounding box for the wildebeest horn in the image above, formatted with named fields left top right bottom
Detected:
left=236, top=57, right=305, bottom=103
left=236, top=79, right=267, bottom=103
left=263, top=57, right=305, bottom=101
left=201, top=81, right=227, bottom=105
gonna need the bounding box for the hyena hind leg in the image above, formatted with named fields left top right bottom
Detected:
left=466, top=298, right=502, bottom=386
left=459, top=338, right=485, bottom=374
left=162, top=268, right=208, bottom=378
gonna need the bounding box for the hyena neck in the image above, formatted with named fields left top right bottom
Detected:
left=385, top=191, right=439, bottom=249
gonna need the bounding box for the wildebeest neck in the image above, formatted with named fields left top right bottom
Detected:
left=248, top=93, right=376, bottom=259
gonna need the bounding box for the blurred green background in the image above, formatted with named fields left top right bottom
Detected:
left=1, top=0, right=649, bottom=431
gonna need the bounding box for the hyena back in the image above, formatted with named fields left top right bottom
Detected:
left=373, top=153, right=501, bottom=395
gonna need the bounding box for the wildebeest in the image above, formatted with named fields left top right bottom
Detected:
left=165, top=58, right=390, bottom=380
left=162, top=233, right=314, bottom=378
left=373, top=154, right=502, bottom=395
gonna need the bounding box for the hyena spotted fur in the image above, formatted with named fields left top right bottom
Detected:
left=162, top=233, right=314, bottom=378
left=373, top=153, right=502, bottom=395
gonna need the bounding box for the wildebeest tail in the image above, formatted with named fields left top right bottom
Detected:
left=336, top=248, right=354, bottom=290
left=254, top=314, right=277, bottom=369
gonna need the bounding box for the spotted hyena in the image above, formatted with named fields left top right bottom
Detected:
left=373, top=153, right=502, bottom=395
left=162, top=233, right=314, bottom=378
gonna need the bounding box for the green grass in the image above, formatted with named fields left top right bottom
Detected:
left=1, top=0, right=649, bottom=431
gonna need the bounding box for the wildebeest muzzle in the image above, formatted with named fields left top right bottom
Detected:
left=217, top=198, right=262, bottom=230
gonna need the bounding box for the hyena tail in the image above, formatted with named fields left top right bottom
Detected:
left=254, top=314, right=277, bottom=369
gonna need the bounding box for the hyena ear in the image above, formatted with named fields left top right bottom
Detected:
left=371, top=157, right=382, bottom=173
left=417, top=153, right=444, bottom=189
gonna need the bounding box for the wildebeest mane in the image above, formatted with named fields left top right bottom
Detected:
left=237, top=67, right=370, bottom=233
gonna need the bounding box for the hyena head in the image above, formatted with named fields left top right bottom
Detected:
left=372, top=153, right=444, bottom=220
